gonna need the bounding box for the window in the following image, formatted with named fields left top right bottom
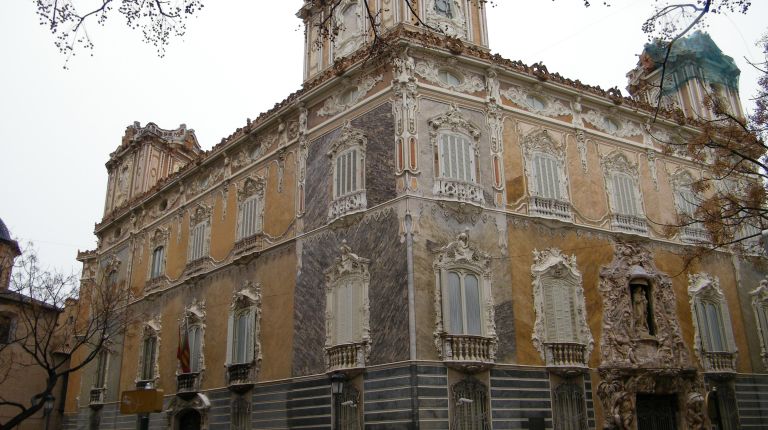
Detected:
left=188, top=325, right=203, bottom=372
left=603, top=152, right=647, bottom=234
left=231, top=310, right=254, bottom=364
left=433, top=233, right=497, bottom=364
left=553, top=382, right=588, bottom=430
left=688, top=273, right=737, bottom=371
left=438, top=69, right=462, bottom=86
left=237, top=177, right=265, bottom=242
left=226, top=282, right=262, bottom=370
left=340, top=4, right=359, bottom=39
left=526, top=95, right=546, bottom=110
left=188, top=204, right=211, bottom=262
left=140, top=334, right=157, bottom=381
left=531, top=153, right=561, bottom=200
left=438, top=133, right=476, bottom=183
left=339, top=87, right=359, bottom=106
left=0, top=313, right=16, bottom=344
left=328, top=122, right=367, bottom=221
left=325, top=243, right=370, bottom=371
left=531, top=249, right=592, bottom=367
left=150, top=246, right=165, bottom=279
left=611, top=173, right=641, bottom=216
left=334, top=384, right=361, bottom=430
left=523, top=130, right=571, bottom=221
left=451, top=379, right=489, bottom=430
left=434, top=0, right=453, bottom=18
left=752, top=281, right=768, bottom=368
left=671, top=171, right=707, bottom=242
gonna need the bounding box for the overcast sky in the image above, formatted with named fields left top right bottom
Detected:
left=0, top=1, right=765, bottom=275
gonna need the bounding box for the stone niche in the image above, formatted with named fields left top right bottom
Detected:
left=597, top=241, right=707, bottom=430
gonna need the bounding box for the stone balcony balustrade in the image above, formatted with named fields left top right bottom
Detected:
left=226, top=362, right=256, bottom=392
left=439, top=334, right=496, bottom=372
left=529, top=196, right=573, bottom=222
left=702, top=351, right=737, bottom=374
left=433, top=179, right=485, bottom=206
left=176, top=372, right=201, bottom=396
left=543, top=342, right=589, bottom=375
left=611, top=214, right=648, bottom=235
left=325, top=342, right=368, bottom=373
left=328, top=190, right=367, bottom=222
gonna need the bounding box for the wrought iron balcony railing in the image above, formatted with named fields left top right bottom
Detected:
left=226, top=362, right=256, bottom=388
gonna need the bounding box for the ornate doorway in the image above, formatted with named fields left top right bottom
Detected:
left=177, top=409, right=201, bottom=430
left=636, top=395, right=677, bottom=430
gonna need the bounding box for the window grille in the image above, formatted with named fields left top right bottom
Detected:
left=438, top=134, right=476, bottom=183
left=451, top=379, right=490, bottom=430
left=552, top=382, right=588, bottom=430
left=231, top=394, right=251, bottom=430
left=334, top=385, right=361, bottom=430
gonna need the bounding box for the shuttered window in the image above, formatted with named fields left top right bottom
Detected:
left=189, top=325, right=202, bottom=372
left=532, top=153, right=561, bottom=199
left=150, top=246, right=165, bottom=279
left=238, top=196, right=264, bottom=240
left=439, top=134, right=476, bottom=183
left=694, top=298, right=734, bottom=353
left=188, top=222, right=208, bottom=261
left=542, top=275, right=577, bottom=343
left=335, top=149, right=361, bottom=198
left=230, top=310, right=254, bottom=364
left=332, top=277, right=363, bottom=344
left=446, top=271, right=482, bottom=336
left=95, top=349, right=109, bottom=388
left=612, top=173, right=640, bottom=216
left=141, top=335, right=157, bottom=380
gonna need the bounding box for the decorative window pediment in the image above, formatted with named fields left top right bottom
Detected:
left=433, top=232, right=497, bottom=370
left=415, top=60, right=485, bottom=94
left=502, top=86, right=572, bottom=118
left=137, top=316, right=161, bottom=387
left=327, top=121, right=368, bottom=221
left=236, top=176, right=266, bottom=243
left=751, top=280, right=768, bottom=368
left=523, top=130, right=572, bottom=222
left=531, top=248, right=593, bottom=370
left=689, top=273, right=737, bottom=373
left=429, top=105, right=485, bottom=206
left=226, top=281, right=262, bottom=389
left=324, top=241, right=371, bottom=372
left=425, top=0, right=467, bottom=39
left=601, top=151, right=647, bottom=234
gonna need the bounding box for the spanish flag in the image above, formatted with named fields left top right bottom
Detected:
left=177, top=324, right=191, bottom=374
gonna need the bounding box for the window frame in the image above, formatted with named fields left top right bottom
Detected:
left=436, top=132, right=477, bottom=183
left=138, top=326, right=160, bottom=384
left=187, top=204, right=211, bottom=263
left=751, top=281, right=768, bottom=369
left=688, top=273, right=737, bottom=360
left=236, top=177, right=266, bottom=242
left=602, top=151, right=648, bottom=234
left=226, top=283, right=262, bottom=368
left=327, top=121, right=368, bottom=221
left=324, top=242, right=371, bottom=348
left=149, top=246, right=165, bottom=279
left=0, top=312, right=16, bottom=344
left=451, top=378, right=490, bottom=430
left=94, top=348, right=109, bottom=389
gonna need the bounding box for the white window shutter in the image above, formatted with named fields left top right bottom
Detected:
left=447, top=272, right=463, bottom=333
left=464, top=274, right=482, bottom=335
left=719, top=300, right=736, bottom=352
left=245, top=309, right=255, bottom=363
left=226, top=313, right=234, bottom=365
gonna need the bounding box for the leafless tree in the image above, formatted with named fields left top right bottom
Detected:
left=0, top=246, right=131, bottom=429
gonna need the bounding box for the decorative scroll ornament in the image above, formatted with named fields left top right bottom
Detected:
left=189, top=203, right=212, bottom=225
left=393, top=50, right=420, bottom=177
left=333, top=0, right=366, bottom=59
left=237, top=176, right=265, bottom=202
left=428, top=104, right=481, bottom=139
left=149, top=227, right=169, bottom=248
left=751, top=280, right=768, bottom=368
left=582, top=110, right=643, bottom=138
left=501, top=86, right=572, bottom=118
left=424, top=0, right=467, bottom=38
left=432, top=231, right=497, bottom=361
left=414, top=59, right=485, bottom=94
left=318, top=74, right=383, bottom=117
left=530, top=248, right=593, bottom=365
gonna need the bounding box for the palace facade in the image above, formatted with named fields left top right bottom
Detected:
left=63, top=1, right=768, bottom=429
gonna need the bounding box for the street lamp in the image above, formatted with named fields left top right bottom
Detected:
left=330, top=372, right=346, bottom=395
left=42, top=393, right=55, bottom=430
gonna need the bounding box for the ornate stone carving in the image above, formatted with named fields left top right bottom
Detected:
left=424, top=0, right=467, bottom=39
left=599, top=241, right=690, bottom=369
left=751, top=279, right=768, bottom=368
left=327, top=121, right=367, bottom=221
left=393, top=50, right=420, bottom=178
left=486, top=103, right=505, bottom=203
left=318, top=74, right=383, bottom=117
left=414, top=59, right=485, bottom=94
left=531, top=248, right=593, bottom=370
left=237, top=176, right=265, bottom=202
left=646, top=149, right=659, bottom=191
left=432, top=231, right=497, bottom=370
left=576, top=130, right=588, bottom=173
left=189, top=203, right=212, bottom=226
left=501, top=85, right=572, bottom=118
left=324, top=241, right=371, bottom=373
left=165, top=393, right=210, bottom=430
left=333, top=0, right=366, bottom=59
left=582, top=110, right=643, bottom=138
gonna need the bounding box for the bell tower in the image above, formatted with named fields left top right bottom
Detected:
left=298, top=0, right=490, bottom=82
left=626, top=31, right=744, bottom=120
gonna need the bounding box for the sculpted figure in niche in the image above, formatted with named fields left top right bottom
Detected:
left=630, top=280, right=653, bottom=338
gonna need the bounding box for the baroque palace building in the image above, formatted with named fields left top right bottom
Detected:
left=63, top=1, right=768, bottom=429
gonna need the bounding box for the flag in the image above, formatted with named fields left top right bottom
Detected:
left=177, top=323, right=191, bottom=374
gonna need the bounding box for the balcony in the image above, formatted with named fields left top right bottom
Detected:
left=433, top=178, right=485, bottom=206
left=144, top=276, right=166, bottom=292
left=328, top=190, right=367, bottom=222
left=226, top=362, right=256, bottom=392
left=611, top=214, right=648, bottom=235
left=529, top=197, right=573, bottom=222
left=325, top=342, right=368, bottom=373
left=89, top=387, right=105, bottom=406
left=680, top=224, right=709, bottom=244
left=543, top=342, right=589, bottom=376
left=439, top=334, right=496, bottom=372
left=176, top=372, right=201, bottom=397
left=702, top=351, right=737, bottom=375
left=234, top=234, right=263, bottom=255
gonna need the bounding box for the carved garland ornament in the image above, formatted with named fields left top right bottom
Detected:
left=751, top=280, right=768, bottom=368
left=530, top=248, right=593, bottom=363
left=501, top=85, right=572, bottom=118
left=432, top=231, right=498, bottom=360
left=582, top=110, right=643, bottom=138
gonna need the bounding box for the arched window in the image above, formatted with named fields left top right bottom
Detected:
left=438, top=69, right=462, bottom=87
left=150, top=246, right=165, bottom=279
left=451, top=378, right=490, bottom=430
